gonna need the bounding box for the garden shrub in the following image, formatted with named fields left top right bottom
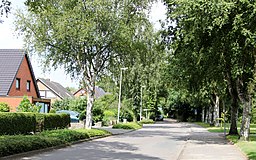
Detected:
left=17, top=96, right=40, bottom=113
left=103, top=110, right=116, bottom=126
left=0, top=112, right=36, bottom=135
left=43, top=113, right=70, bottom=130
left=0, top=129, right=111, bottom=157
left=34, top=113, right=70, bottom=131
left=139, top=119, right=155, bottom=125
left=112, top=122, right=142, bottom=130
left=0, top=102, right=10, bottom=112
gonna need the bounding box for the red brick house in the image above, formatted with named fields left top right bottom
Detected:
left=0, top=49, right=50, bottom=112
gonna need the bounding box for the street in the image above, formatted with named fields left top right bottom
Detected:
left=7, top=120, right=247, bottom=160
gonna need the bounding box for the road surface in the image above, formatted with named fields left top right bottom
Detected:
left=6, top=119, right=247, bottom=160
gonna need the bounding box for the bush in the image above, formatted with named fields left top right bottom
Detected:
left=43, top=113, right=70, bottom=130
left=112, top=122, right=142, bottom=130
left=0, top=102, right=10, bottom=112
left=139, top=119, right=155, bottom=125
left=0, top=129, right=111, bottom=157
left=0, top=112, right=36, bottom=135
left=49, top=108, right=56, bottom=113
left=17, top=96, right=40, bottom=113
left=35, top=113, right=70, bottom=132
left=103, top=110, right=116, bottom=126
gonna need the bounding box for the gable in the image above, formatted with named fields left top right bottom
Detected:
left=8, top=55, right=39, bottom=98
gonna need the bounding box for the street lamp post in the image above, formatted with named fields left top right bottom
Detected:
left=117, top=67, right=128, bottom=123
left=140, top=85, right=146, bottom=121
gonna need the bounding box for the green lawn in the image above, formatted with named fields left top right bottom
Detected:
left=195, top=122, right=256, bottom=160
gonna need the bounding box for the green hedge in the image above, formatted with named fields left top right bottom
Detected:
left=0, top=129, right=111, bottom=157
left=0, top=113, right=70, bottom=135
left=36, top=113, right=70, bottom=131
left=112, top=122, right=142, bottom=130
left=139, top=119, right=155, bottom=125
left=0, top=112, right=36, bottom=135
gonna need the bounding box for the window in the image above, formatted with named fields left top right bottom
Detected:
left=27, top=80, right=31, bottom=91
left=16, top=78, right=20, bottom=90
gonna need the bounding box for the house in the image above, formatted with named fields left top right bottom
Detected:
left=37, top=78, right=74, bottom=103
left=73, top=86, right=106, bottom=99
left=0, top=49, right=51, bottom=112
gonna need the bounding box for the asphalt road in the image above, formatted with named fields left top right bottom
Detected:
left=7, top=120, right=247, bottom=160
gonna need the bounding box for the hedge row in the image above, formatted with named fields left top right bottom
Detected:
left=0, top=112, right=70, bottom=135
left=36, top=113, right=70, bottom=132
left=0, top=113, right=36, bottom=135
left=112, top=122, right=142, bottom=130
left=0, top=129, right=111, bottom=157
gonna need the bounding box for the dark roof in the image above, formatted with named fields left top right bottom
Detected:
left=73, top=86, right=106, bottom=99
left=0, top=49, right=40, bottom=97
left=37, top=78, right=74, bottom=99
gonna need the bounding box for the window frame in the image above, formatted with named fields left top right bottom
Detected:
left=16, top=78, right=20, bottom=90
left=26, top=80, right=31, bottom=91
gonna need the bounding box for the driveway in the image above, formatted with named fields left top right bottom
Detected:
left=6, top=119, right=247, bottom=160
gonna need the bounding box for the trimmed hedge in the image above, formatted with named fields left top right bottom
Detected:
left=0, top=129, right=111, bottom=157
left=139, top=119, right=155, bottom=125
left=35, top=113, right=70, bottom=132
left=43, top=113, right=70, bottom=130
left=0, top=112, right=36, bottom=135
left=0, top=113, right=70, bottom=135
left=112, top=122, right=142, bottom=130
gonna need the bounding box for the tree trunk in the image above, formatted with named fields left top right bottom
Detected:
left=213, top=94, right=220, bottom=127
left=85, top=69, right=96, bottom=129
left=208, top=105, right=213, bottom=125
left=236, top=78, right=252, bottom=141
left=205, top=106, right=209, bottom=123
left=226, top=72, right=239, bottom=135
left=240, top=96, right=252, bottom=141
left=202, top=106, right=205, bottom=122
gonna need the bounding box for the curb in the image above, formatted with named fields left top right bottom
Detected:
left=0, top=129, right=135, bottom=160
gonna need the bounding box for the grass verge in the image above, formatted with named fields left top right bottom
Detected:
left=0, top=129, right=111, bottom=157
left=195, top=122, right=256, bottom=160
left=227, top=135, right=256, bottom=160
left=112, top=122, right=142, bottom=130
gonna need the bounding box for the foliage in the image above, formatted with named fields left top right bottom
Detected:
left=0, top=0, right=11, bottom=23
left=52, top=97, right=87, bottom=113
left=0, top=102, right=10, bottom=112
left=17, top=96, right=40, bottom=113
left=49, top=108, right=56, bottom=113
left=163, top=0, right=256, bottom=137
left=112, top=122, right=142, bottom=130
left=0, top=112, right=36, bottom=135
left=43, top=113, right=70, bottom=130
left=17, top=0, right=155, bottom=129
left=139, top=119, right=155, bottom=125
left=0, top=129, right=110, bottom=157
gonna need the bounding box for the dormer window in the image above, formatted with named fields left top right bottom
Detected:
left=16, top=78, right=20, bottom=90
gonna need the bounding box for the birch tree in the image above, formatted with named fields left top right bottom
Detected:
left=16, top=0, right=154, bottom=129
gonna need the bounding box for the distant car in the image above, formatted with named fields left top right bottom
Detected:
left=56, top=110, right=80, bottom=123
left=155, top=115, right=164, bottom=121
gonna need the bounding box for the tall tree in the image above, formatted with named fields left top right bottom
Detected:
left=164, top=0, right=256, bottom=139
left=16, top=0, right=154, bottom=129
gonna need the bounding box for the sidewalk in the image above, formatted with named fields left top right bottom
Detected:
left=178, top=123, right=247, bottom=160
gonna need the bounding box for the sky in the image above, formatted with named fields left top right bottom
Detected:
left=0, top=0, right=166, bottom=88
